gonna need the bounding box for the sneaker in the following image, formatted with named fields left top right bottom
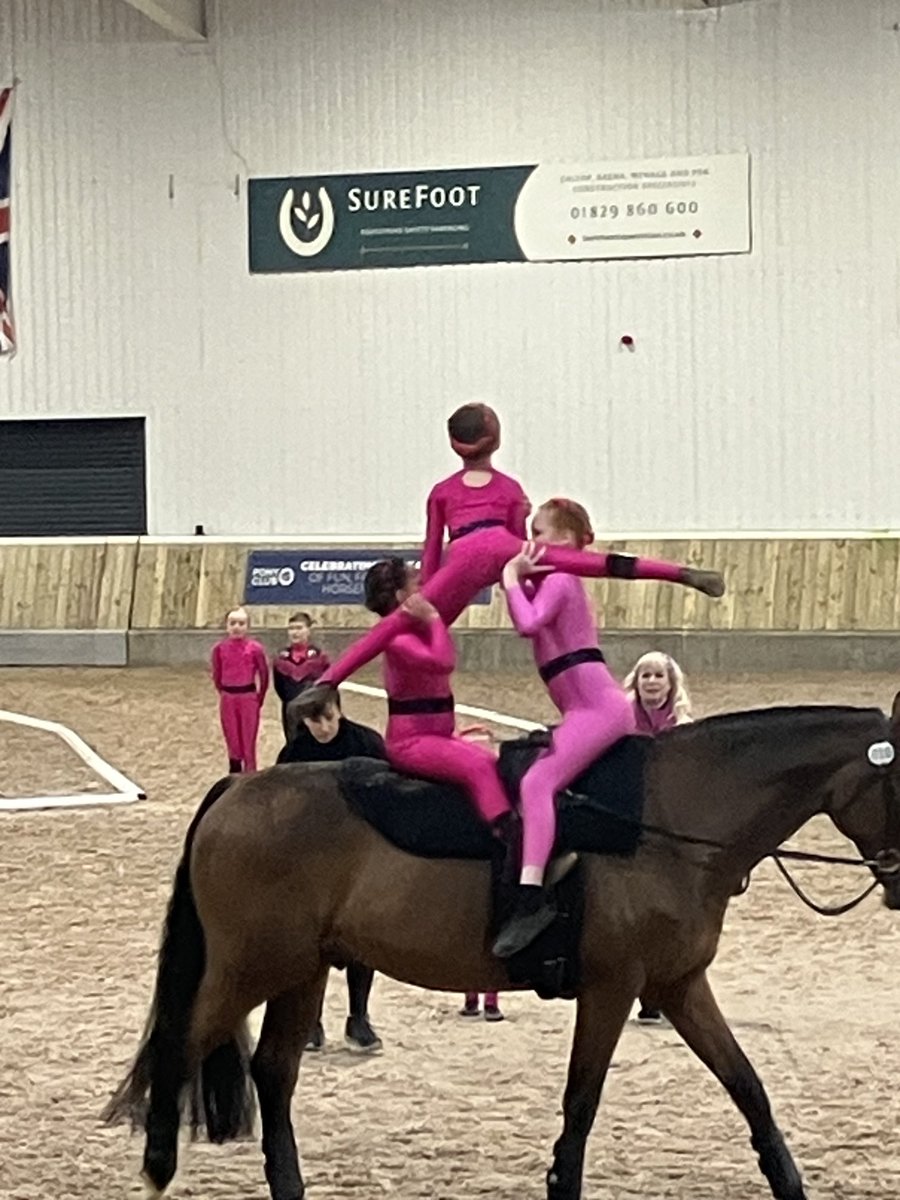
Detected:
left=492, top=885, right=557, bottom=959
left=637, top=1006, right=663, bottom=1025
left=459, top=1000, right=481, bottom=1018
left=344, top=1015, right=383, bottom=1054
left=484, top=1004, right=505, bottom=1023
left=305, top=1021, right=325, bottom=1051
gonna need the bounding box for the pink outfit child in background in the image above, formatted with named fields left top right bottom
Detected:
left=318, top=403, right=724, bottom=691
left=623, top=651, right=694, bottom=736
left=210, top=606, right=269, bottom=773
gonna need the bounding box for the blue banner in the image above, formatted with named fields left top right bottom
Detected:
left=244, top=549, right=492, bottom=607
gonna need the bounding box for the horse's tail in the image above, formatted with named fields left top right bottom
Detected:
left=101, top=774, right=255, bottom=1182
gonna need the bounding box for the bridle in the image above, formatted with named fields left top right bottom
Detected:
left=765, top=749, right=900, bottom=916
left=634, top=739, right=900, bottom=917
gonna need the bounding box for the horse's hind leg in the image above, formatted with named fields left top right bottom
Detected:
left=662, top=970, right=807, bottom=1200
left=546, top=975, right=637, bottom=1200
left=251, top=973, right=328, bottom=1200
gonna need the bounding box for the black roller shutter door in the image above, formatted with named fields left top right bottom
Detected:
left=0, top=416, right=147, bottom=535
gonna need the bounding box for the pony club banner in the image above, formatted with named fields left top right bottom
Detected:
left=0, top=85, right=15, bottom=356
left=244, top=549, right=491, bottom=606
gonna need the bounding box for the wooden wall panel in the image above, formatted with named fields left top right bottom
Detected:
left=3, top=539, right=900, bottom=633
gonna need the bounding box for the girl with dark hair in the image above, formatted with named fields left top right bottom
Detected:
left=318, top=404, right=724, bottom=690
left=362, top=557, right=512, bottom=829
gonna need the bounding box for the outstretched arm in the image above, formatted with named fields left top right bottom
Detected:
left=319, top=607, right=411, bottom=687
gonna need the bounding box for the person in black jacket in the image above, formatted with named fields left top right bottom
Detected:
left=277, top=684, right=386, bottom=764
left=272, top=613, right=331, bottom=740
left=276, top=686, right=386, bottom=1053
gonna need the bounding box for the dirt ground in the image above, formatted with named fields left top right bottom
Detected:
left=1, top=665, right=899, bottom=1199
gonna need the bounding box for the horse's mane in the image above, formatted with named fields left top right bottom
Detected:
left=666, top=703, right=887, bottom=753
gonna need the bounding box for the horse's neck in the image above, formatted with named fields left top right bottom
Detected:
left=646, top=712, right=879, bottom=888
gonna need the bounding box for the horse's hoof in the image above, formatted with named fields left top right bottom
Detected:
left=141, top=1148, right=176, bottom=1197
left=141, top=1168, right=165, bottom=1199
left=546, top=1167, right=579, bottom=1200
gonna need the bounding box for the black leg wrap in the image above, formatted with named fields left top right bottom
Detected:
left=606, top=552, right=638, bottom=579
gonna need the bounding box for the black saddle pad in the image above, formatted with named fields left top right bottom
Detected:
left=338, top=731, right=650, bottom=861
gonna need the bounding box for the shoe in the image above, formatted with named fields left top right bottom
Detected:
left=305, top=1021, right=325, bottom=1051
left=484, top=1005, right=505, bottom=1023
left=491, top=884, right=557, bottom=959
left=344, top=1015, right=383, bottom=1054
left=459, top=997, right=481, bottom=1018
left=637, top=1006, right=663, bottom=1025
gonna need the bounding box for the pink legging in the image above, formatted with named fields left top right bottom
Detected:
left=219, top=692, right=261, bottom=771
left=321, top=527, right=683, bottom=686
left=520, top=692, right=635, bottom=877
left=387, top=732, right=511, bottom=824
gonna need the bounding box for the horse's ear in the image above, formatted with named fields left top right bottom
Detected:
left=891, top=691, right=900, bottom=732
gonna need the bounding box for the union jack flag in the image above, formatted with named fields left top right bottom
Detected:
left=0, top=86, right=15, bottom=355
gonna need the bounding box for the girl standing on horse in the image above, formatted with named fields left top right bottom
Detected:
left=318, top=403, right=724, bottom=691
left=492, top=499, right=640, bottom=958
left=361, top=557, right=513, bottom=829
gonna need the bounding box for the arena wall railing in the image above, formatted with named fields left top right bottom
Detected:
left=2, top=534, right=900, bottom=674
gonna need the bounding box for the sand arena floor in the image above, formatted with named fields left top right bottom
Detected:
left=1, top=665, right=899, bottom=1199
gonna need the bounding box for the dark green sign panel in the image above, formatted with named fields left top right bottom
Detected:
left=248, top=166, right=535, bottom=273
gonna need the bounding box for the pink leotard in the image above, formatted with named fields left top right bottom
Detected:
left=381, top=617, right=510, bottom=825
left=505, top=572, right=635, bottom=878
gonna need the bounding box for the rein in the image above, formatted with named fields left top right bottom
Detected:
left=635, top=768, right=900, bottom=917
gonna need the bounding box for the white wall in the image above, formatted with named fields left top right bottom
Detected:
left=0, top=0, right=897, bottom=536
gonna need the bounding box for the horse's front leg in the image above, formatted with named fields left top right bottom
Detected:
left=251, top=973, right=328, bottom=1200
left=546, top=973, right=637, bottom=1200
left=662, top=970, right=807, bottom=1200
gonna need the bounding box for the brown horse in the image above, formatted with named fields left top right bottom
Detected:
left=104, top=696, right=900, bottom=1200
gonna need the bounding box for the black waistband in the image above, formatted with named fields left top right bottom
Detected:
left=388, top=695, right=455, bottom=716
left=538, top=647, right=605, bottom=684
left=221, top=684, right=257, bottom=694
left=448, top=518, right=505, bottom=542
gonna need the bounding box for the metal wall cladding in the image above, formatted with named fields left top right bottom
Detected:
left=0, top=0, right=896, bottom=536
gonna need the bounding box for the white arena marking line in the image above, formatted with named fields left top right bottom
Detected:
left=0, top=708, right=146, bottom=813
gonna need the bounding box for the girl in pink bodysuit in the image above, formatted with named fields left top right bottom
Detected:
left=492, top=499, right=645, bottom=959
left=318, top=404, right=724, bottom=690
left=210, top=606, right=269, bottom=773
left=361, top=558, right=512, bottom=828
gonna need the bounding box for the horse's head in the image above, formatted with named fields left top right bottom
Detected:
left=826, top=691, right=900, bottom=910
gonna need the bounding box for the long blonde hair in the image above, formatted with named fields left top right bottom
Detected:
left=623, top=651, right=693, bottom=725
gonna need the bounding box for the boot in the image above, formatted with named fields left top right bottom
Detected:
left=491, top=884, right=557, bottom=959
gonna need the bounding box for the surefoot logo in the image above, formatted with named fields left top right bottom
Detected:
left=278, top=186, right=335, bottom=257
